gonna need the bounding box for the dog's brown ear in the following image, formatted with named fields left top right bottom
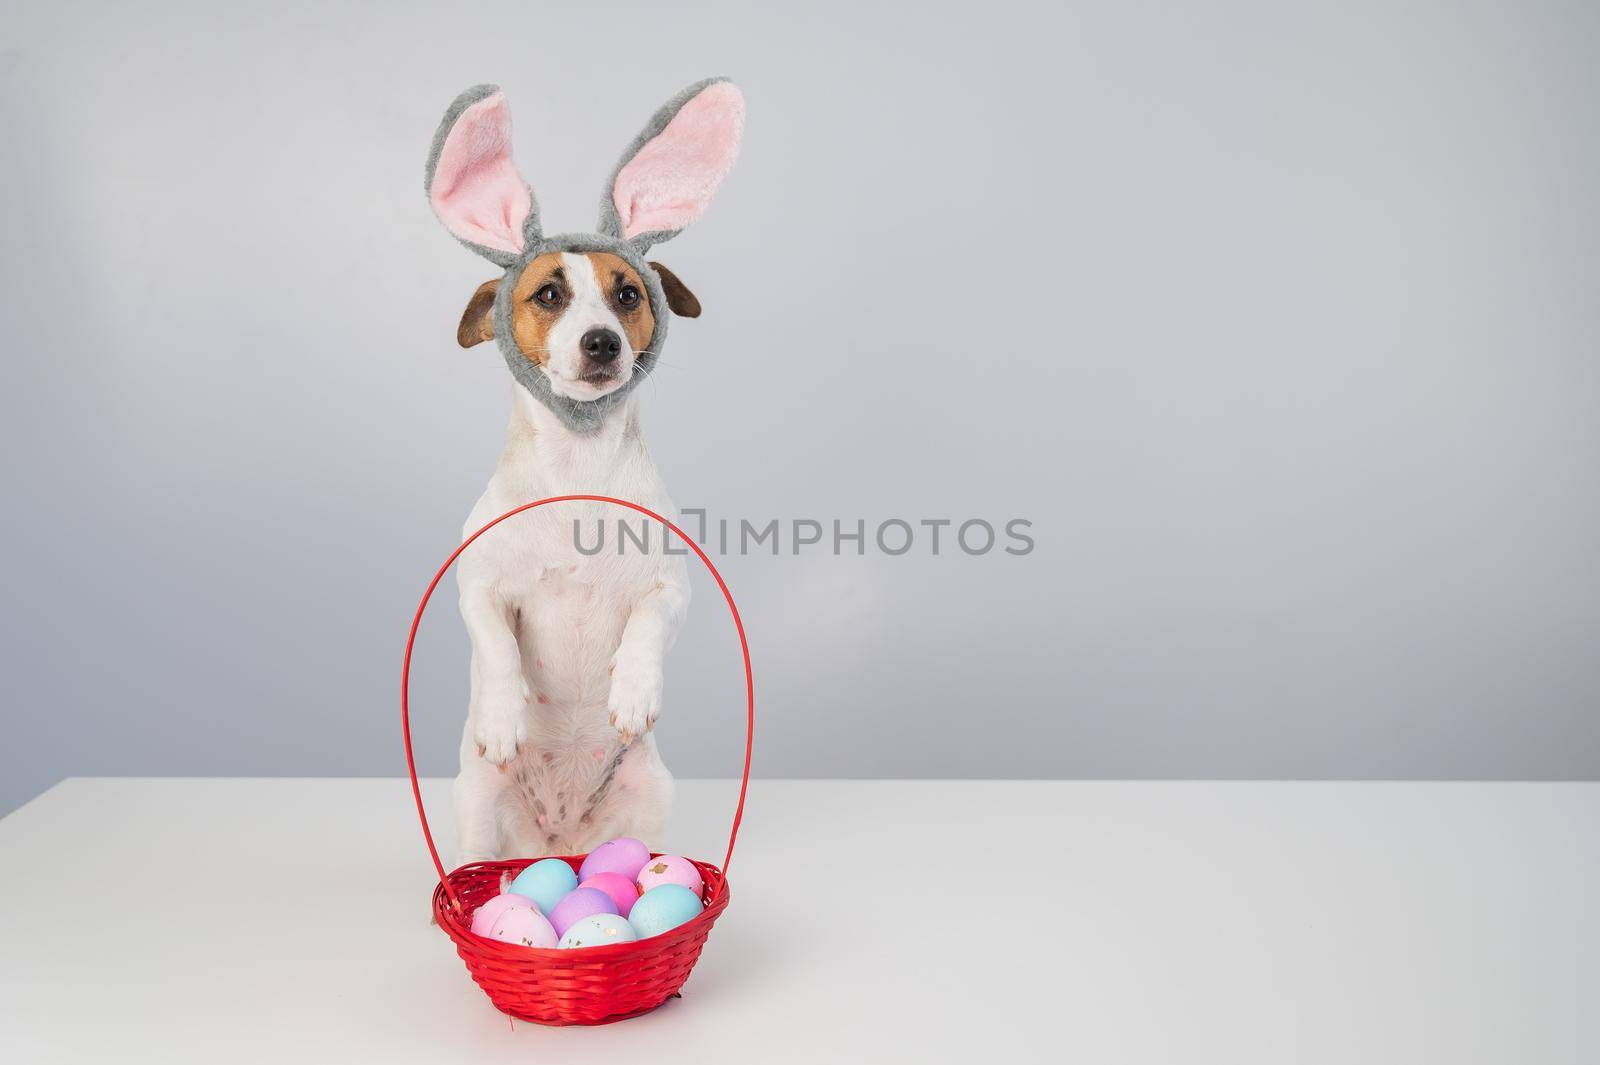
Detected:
left=457, top=280, right=499, bottom=347
left=649, top=262, right=701, bottom=318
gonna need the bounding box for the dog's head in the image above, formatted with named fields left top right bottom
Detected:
left=455, top=252, right=700, bottom=403
left=426, top=79, right=742, bottom=427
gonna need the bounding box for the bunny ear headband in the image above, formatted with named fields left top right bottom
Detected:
left=424, top=77, right=745, bottom=432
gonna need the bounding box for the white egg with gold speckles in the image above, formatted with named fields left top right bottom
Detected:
left=557, top=912, right=639, bottom=950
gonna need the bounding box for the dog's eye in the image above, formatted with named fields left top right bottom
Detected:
left=616, top=285, right=641, bottom=309
left=533, top=284, right=562, bottom=306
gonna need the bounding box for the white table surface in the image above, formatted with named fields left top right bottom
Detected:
left=1, top=778, right=1595, bottom=1063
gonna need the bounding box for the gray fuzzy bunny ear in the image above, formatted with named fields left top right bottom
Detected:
left=597, top=77, right=745, bottom=252
left=425, top=84, right=543, bottom=267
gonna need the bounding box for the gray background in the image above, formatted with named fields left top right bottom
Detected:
left=2, top=0, right=1597, bottom=815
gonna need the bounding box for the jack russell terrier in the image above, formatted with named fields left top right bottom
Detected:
left=422, top=78, right=745, bottom=864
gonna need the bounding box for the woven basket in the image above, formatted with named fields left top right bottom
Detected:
left=401, top=494, right=754, bottom=1026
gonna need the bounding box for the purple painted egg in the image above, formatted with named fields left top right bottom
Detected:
left=635, top=855, right=704, bottom=900
left=578, top=837, right=652, bottom=882
left=469, top=892, right=537, bottom=937
left=547, top=887, right=618, bottom=939
left=580, top=871, right=641, bottom=917
left=486, top=906, right=557, bottom=949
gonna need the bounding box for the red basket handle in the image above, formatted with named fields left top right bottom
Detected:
left=401, top=495, right=755, bottom=911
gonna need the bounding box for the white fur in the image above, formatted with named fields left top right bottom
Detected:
left=452, top=268, right=688, bottom=864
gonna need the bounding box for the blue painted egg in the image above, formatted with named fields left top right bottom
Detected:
left=507, top=858, right=578, bottom=913
left=558, top=912, right=639, bottom=949
left=628, top=883, right=704, bottom=939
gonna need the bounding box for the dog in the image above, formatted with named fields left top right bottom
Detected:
left=422, top=79, right=744, bottom=863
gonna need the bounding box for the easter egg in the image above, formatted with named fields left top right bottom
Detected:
left=578, top=837, right=652, bottom=882
left=486, top=906, right=557, bottom=949
left=507, top=858, right=578, bottom=913
left=580, top=871, right=641, bottom=917
left=469, top=892, right=536, bottom=937
left=628, top=883, right=703, bottom=939
left=635, top=855, right=704, bottom=899
left=557, top=912, right=640, bottom=949
left=547, top=887, right=618, bottom=939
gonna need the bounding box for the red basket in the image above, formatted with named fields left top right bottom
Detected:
left=401, top=495, right=754, bottom=1026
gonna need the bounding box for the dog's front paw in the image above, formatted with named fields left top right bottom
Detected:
left=473, top=682, right=530, bottom=768
left=607, top=649, right=663, bottom=744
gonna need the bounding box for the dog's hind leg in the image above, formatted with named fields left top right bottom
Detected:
left=453, top=728, right=509, bottom=865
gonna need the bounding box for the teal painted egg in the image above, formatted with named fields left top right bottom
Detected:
left=507, top=858, right=578, bottom=913
left=558, top=912, right=639, bottom=949
left=628, top=883, right=704, bottom=939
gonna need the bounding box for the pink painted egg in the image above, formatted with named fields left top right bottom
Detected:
left=580, top=871, right=641, bottom=917
left=469, top=892, right=537, bottom=937
left=635, top=855, right=704, bottom=899
left=577, top=837, right=652, bottom=882
left=486, top=906, right=557, bottom=949
left=547, top=887, right=618, bottom=939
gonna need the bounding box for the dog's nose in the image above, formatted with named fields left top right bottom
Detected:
left=581, top=327, right=623, bottom=364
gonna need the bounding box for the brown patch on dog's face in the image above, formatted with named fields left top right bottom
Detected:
left=505, top=252, right=570, bottom=366
left=580, top=252, right=655, bottom=355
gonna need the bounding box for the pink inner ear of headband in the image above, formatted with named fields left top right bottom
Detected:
left=431, top=92, right=532, bottom=255
left=612, top=82, right=744, bottom=240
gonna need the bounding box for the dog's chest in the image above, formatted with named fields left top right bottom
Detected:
left=477, top=501, right=669, bottom=606
left=472, top=408, right=672, bottom=588
left=465, top=407, right=677, bottom=707
left=481, top=509, right=665, bottom=682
